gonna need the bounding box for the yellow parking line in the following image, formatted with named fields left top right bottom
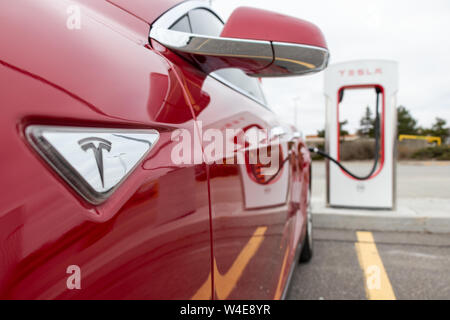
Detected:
left=355, top=231, right=396, bottom=300
left=191, top=227, right=267, bottom=300
left=274, top=247, right=289, bottom=300
left=214, top=227, right=267, bottom=300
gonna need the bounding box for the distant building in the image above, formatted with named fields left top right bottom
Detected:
left=306, top=133, right=359, bottom=143
left=305, top=135, right=324, bottom=147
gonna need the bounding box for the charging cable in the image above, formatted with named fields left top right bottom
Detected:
left=309, top=87, right=382, bottom=181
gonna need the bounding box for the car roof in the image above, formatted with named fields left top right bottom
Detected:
left=107, top=0, right=185, bottom=24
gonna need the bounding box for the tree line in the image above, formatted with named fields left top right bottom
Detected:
left=318, top=106, right=450, bottom=144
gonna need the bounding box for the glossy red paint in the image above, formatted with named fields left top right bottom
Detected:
left=0, top=0, right=312, bottom=299
left=221, top=7, right=328, bottom=49
left=0, top=0, right=210, bottom=299
left=106, top=0, right=183, bottom=24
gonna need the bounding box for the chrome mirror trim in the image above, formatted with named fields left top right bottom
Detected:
left=150, top=28, right=329, bottom=77
left=26, top=126, right=160, bottom=205
left=150, top=28, right=274, bottom=74
left=150, top=28, right=272, bottom=57
left=269, top=42, right=329, bottom=77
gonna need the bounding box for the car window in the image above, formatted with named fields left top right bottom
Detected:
left=214, top=69, right=267, bottom=105
left=188, top=9, right=223, bottom=36
left=184, top=9, right=267, bottom=106
left=170, top=15, right=191, bottom=33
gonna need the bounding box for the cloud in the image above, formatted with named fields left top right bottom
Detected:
left=212, top=0, right=450, bottom=134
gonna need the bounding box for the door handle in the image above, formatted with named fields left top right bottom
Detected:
left=270, top=126, right=287, bottom=139
left=291, top=131, right=303, bottom=139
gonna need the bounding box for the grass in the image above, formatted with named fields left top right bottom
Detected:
left=307, top=140, right=450, bottom=161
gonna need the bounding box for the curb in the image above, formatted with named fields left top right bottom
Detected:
left=312, top=198, right=450, bottom=234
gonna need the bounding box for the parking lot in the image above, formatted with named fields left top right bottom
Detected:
left=287, top=161, right=450, bottom=300
left=287, top=228, right=450, bottom=300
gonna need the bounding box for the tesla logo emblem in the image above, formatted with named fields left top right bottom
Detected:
left=78, top=137, right=112, bottom=188
left=339, top=68, right=383, bottom=77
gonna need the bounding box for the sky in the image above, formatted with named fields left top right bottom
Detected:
left=211, top=0, right=450, bottom=135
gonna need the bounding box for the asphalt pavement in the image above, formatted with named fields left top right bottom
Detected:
left=290, top=162, right=450, bottom=299
left=287, top=228, right=450, bottom=300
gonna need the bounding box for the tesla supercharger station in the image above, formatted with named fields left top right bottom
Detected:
left=324, top=60, right=398, bottom=209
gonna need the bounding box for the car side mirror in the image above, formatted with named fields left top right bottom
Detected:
left=150, top=7, right=329, bottom=77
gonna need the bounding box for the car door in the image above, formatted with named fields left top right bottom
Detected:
left=0, top=0, right=212, bottom=299
left=156, top=6, right=305, bottom=299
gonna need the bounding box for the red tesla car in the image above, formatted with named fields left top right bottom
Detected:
left=0, top=0, right=328, bottom=299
